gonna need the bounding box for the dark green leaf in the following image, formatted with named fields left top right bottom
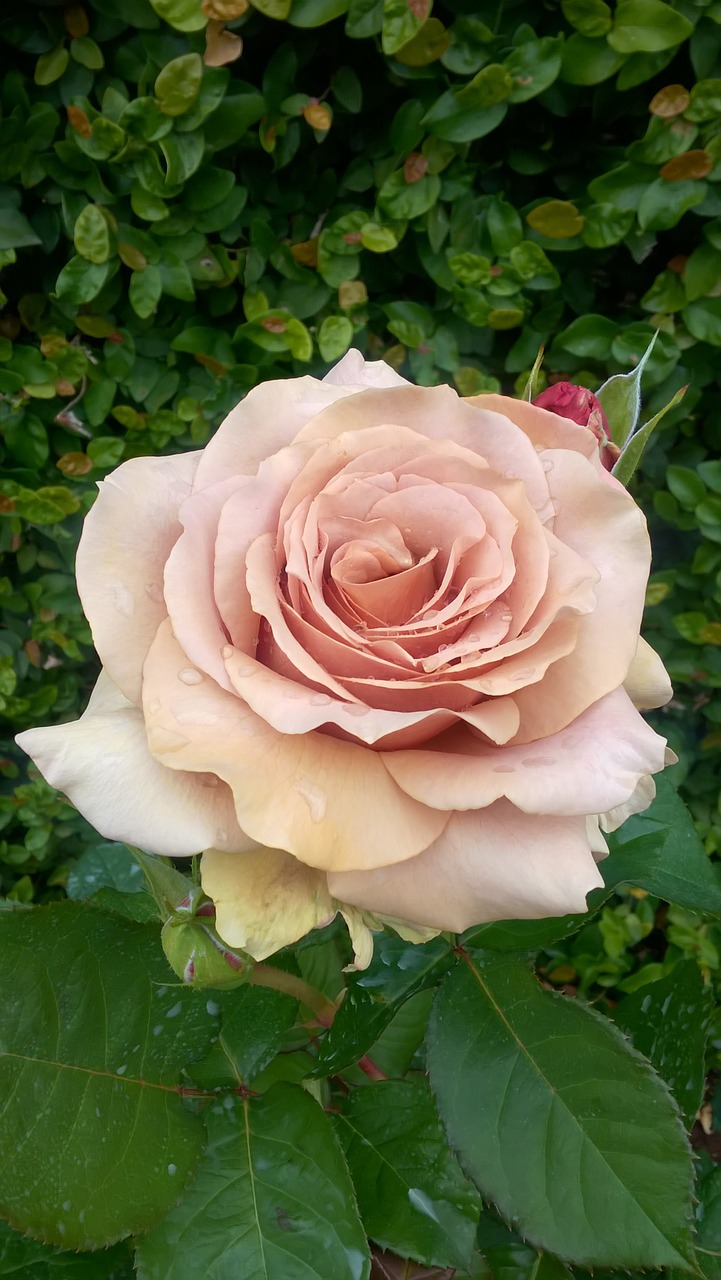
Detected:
left=135, top=1085, right=370, bottom=1280
left=336, top=1080, right=480, bottom=1268
left=614, top=961, right=712, bottom=1123
left=428, top=952, right=696, bottom=1268
left=0, top=903, right=216, bottom=1248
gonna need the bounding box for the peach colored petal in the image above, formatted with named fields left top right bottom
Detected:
left=201, top=845, right=336, bottom=961
left=322, top=348, right=410, bottom=388
left=510, top=450, right=651, bottom=742
left=223, top=642, right=455, bottom=746
left=15, top=671, right=251, bottom=856
left=470, top=393, right=601, bottom=462
left=142, top=620, right=448, bottom=871
left=382, top=688, right=667, bottom=816
left=163, top=476, right=243, bottom=691
left=75, top=452, right=200, bottom=704
left=192, top=376, right=359, bottom=490
left=624, top=637, right=673, bottom=710
left=600, top=774, right=657, bottom=833
left=328, top=803, right=604, bottom=932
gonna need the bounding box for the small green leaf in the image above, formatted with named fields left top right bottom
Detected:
left=562, top=0, right=612, bottom=37
left=135, top=1086, right=371, bottom=1280
left=35, top=46, right=69, bottom=86
left=582, top=203, right=635, bottom=248
left=555, top=313, right=618, bottom=359
left=684, top=296, right=721, bottom=345
left=377, top=170, right=441, bottom=219
left=67, top=843, right=147, bottom=900
left=614, top=961, right=712, bottom=1123
left=70, top=36, right=104, bottom=69
left=0, top=207, right=42, bottom=250
left=526, top=200, right=584, bottom=239
left=638, top=178, right=707, bottom=232
left=560, top=33, right=625, bottom=85
left=147, top=0, right=209, bottom=29
left=336, top=1080, right=481, bottom=1269
left=428, top=953, right=696, bottom=1268
left=382, top=0, right=431, bottom=55
left=612, top=383, right=687, bottom=485
left=155, top=54, right=204, bottom=117
left=455, top=63, right=513, bottom=109
left=288, top=0, right=349, bottom=24
left=422, top=93, right=507, bottom=142
left=55, top=256, right=112, bottom=305
left=504, top=37, right=563, bottom=103
left=360, top=221, right=398, bottom=252
left=129, top=265, right=162, bottom=319
left=0, top=903, right=216, bottom=1248
left=73, top=203, right=111, bottom=264
left=595, top=329, right=657, bottom=445
left=608, top=0, right=694, bottom=53
left=318, top=315, right=353, bottom=361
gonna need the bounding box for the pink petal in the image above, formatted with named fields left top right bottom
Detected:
left=142, top=620, right=448, bottom=871
left=75, top=452, right=200, bottom=704
left=322, top=349, right=410, bottom=388
left=328, top=803, right=605, bottom=932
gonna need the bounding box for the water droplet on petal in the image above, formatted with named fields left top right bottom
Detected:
left=310, top=693, right=334, bottom=706
left=178, top=667, right=203, bottom=685
left=500, top=612, right=512, bottom=623
left=147, top=726, right=190, bottom=754
left=522, top=757, right=555, bottom=768
left=542, top=459, right=554, bottom=473
left=198, top=772, right=220, bottom=788
left=145, top=582, right=164, bottom=603
left=215, top=828, right=229, bottom=846
left=110, top=580, right=134, bottom=618
left=344, top=702, right=370, bottom=716
left=147, top=697, right=162, bottom=715
left=492, top=765, right=516, bottom=774
left=438, top=643, right=450, bottom=654
left=295, top=780, right=327, bottom=822
left=221, top=644, right=234, bottom=659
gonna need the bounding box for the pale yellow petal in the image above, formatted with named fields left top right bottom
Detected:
left=624, top=637, right=673, bottom=710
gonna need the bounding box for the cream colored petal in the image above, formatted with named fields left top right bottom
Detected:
left=201, top=845, right=336, bottom=961
left=15, top=671, right=251, bottom=856
left=75, top=452, right=200, bottom=704
left=600, top=774, right=657, bottom=833
left=469, top=393, right=601, bottom=462
left=383, top=688, right=667, bottom=817
left=624, top=637, right=673, bottom=710
left=328, top=803, right=605, bottom=932
left=192, top=376, right=358, bottom=490
left=338, top=907, right=377, bottom=969
left=322, top=348, right=410, bottom=388
left=142, top=620, right=448, bottom=872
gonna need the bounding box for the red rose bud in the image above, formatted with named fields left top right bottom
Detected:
left=533, top=382, right=620, bottom=470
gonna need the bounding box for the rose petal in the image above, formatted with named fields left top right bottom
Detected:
left=383, top=688, right=667, bottom=816
left=15, top=671, right=251, bottom=856
left=322, top=349, right=410, bottom=389
left=143, top=620, right=448, bottom=871
left=328, top=803, right=604, bottom=932
left=624, top=637, right=673, bottom=710
left=201, top=845, right=336, bottom=961
left=75, top=452, right=200, bottom=704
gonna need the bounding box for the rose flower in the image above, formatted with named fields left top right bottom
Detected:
left=16, top=352, right=671, bottom=965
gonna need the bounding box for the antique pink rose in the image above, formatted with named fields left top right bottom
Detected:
left=16, top=351, right=671, bottom=963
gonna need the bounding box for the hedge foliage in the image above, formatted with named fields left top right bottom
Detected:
left=0, top=0, right=720, bottom=904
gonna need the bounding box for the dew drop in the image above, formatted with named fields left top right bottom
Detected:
left=146, top=698, right=161, bottom=714
left=167, top=1164, right=177, bottom=1177
left=295, top=780, right=327, bottom=822
left=542, top=459, right=554, bottom=473
left=344, top=702, right=370, bottom=716
left=174, top=705, right=219, bottom=727
left=215, top=828, right=229, bottom=846
left=500, top=612, right=512, bottom=623
left=492, top=765, right=516, bottom=774
left=62, top=1201, right=71, bottom=1212
left=221, top=644, right=234, bottom=659
left=153, top=1024, right=163, bottom=1036
left=521, top=756, right=555, bottom=768
left=145, top=582, right=164, bottom=603
left=178, top=666, right=203, bottom=685
left=206, top=999, right=220, bottom=1016
left=165, top=1001, right=182, bottom=1018
left=116, top=1065, right=127, bottom=1076
left=438, top=643, right=450, bottom=654
left=310, top=692, right=334, bottom=706
left=198, top=772, right=220, bottom=788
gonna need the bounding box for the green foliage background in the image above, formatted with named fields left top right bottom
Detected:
left=1, top=0, right=721, bottom=1271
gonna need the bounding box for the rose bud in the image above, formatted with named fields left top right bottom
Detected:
left=533, top=382, right=621, bottom=470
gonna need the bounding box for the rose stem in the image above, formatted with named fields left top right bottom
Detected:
left=248, top=963, right=337, bottom=1026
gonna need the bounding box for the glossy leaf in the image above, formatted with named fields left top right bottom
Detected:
left=614, top=960, right=712, bottom=1123
left=135, top=1085, right=371, bottom=1280
left=73, top=203, right=111, bottom=264
left=0, top=903, right=217, bottom=1248
left=428, top=952, right=696, bottom=1268
left=608, top=1, right=694, bottom=54
left=336, top=1080, right=481, bottom=1268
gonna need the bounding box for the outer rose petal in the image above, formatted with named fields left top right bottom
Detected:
left=15, top=672, right=252, bottom=857
left=142, top=620, right=448, bottom=872
left=201, top=845, right=335, bottom=961
left=75, top=452, right=200, bottom=704
left=382, top=688, right=667, bottom=816
left=624, top=637, right=673, bottom=710
left=328, top=803, right=605, bottom=932
left=322, top=349, right=410, bottom=389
